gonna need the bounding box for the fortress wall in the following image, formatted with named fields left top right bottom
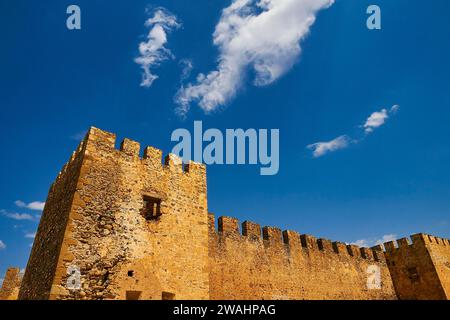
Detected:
left=208, top=215, right=397, bottom=300
left=43, top=127, right=209, bottom=300
left=0, top=268, right=22, bottom=300
left=19, top=141, right=86, bottom=299
left=384, top=234, right=450, bottom=300
left=17, top=126, right=449, bottom=300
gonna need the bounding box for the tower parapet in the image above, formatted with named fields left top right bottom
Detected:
left=378, top=233, right=450, bottom=300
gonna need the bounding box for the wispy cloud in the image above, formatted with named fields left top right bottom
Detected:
left=307, top=105, right=400, bottom=158
left=179, top=59, right=193, bottom=83
left=15, top=200, right=45, bottom=211
left=351, top=234, right=397, bottom=248
left=0, top=240, right=6, bottom=250
left=175, top=0, right=334, bottom=115
left=25, top=232, right=36, bottom=239
left=1, top=209, right=34, bottom=221
left=135, top=7, right=181, bottom=88
left=307, top=135, right=352, bottom=158
left=363, top=105, right=399, bottom=134
left=70, top=131, right=86, bottom=141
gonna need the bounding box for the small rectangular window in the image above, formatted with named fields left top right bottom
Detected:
left=407, top=267, right=420, bottom=283
left=141, top=196, right=161, bottom=220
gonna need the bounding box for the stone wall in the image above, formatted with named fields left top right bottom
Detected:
left=384, top=234, right=450, bottom=300
left=16, top=126, right=450, bottom=300
left=208, top=215, right=397, bottom=299
left=19, top=141, right=85, bottom=299
left=21, top=127, right=209, bottom=300
left=0, top=268, right=22, bottom=300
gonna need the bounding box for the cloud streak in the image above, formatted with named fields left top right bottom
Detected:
left=1, top=209, right=40, bottom=222
left=175, top=0, right=334, bottom=115
left=70, top=131, right=86, bottom=141
left=25, top=232, right=36, bottom=239
left=351, top=234, right=397, bottom=248
left=15, top=200, right=45, bottom=211
left=307, top=105, right=400, bottom=158
left=135, top=8, right=181, bottom=88
left=307, top=135, right=352, bottom=158
left=179, top=59, right=193, bottom=83
left=0, top=240, right=6, bottom=250
left=1, top=210, right=34, bottom=221
left=363, top=105, right=399, bottom=134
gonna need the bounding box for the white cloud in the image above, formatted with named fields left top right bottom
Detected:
left=0, top=240, right=6, bottom=250
left=175, top=0, right=334, bottom=115
left=14, top=200, right=26, bottom=208
left=15, top=200, right=45, bottom=211
left=135, top=8, right=181, bottom=88
left=363, top=105, right=400, bottom=134
left=1, top=210, right=34, bottom=221
left=363, top=109, right=388, bottom=134
left=25, top=232, right=36, bottom=239
left=179, top=59, right=193, bottom=82
left=307, top=135, right=351, bottom=158
left=351, top=234, right=398, bottom=248
left=352, top=239, right=370, bottom=247
left=390, top=104, right=400, bottom=114
left=375, top=234, right=397, bottom=245
left=307, top=105, right=401, bottom=158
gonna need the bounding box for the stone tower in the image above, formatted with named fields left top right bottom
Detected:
left=19, top=127, right=209, bottom=300
left=383, top=234, right=450, bottom=299
left=0, top=268, right=22, bottom=300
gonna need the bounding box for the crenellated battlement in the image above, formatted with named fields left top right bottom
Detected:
left=209, top=214, right=382, bottom=262
left=208, top=213, right=399, bottom=299
left=50, top=127, right=206, bottom=194
left=366, top=233, right=450, bottom=255
left=87, top=127, right=205, bottom=177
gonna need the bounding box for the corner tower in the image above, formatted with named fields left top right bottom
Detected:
left=0, top=267, right=22, bottom=300
left=383, top=234, right=450, bottom=300
left=19, top=127, right=209, bottom=300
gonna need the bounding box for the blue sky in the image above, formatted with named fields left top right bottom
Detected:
left=1, top=0, right=450, bottom=283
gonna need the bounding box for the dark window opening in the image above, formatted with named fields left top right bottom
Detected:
left=162, top=292, right=175, bottom=300
left=141, top=196, right=161, bottom=220
left=127, top=270, right=134, bottom=277
left=126, top=291, right=142, bottom=300
left=407, top=267, right=420, bottom=283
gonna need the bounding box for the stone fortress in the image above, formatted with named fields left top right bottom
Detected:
left=1, top=127, right=449, bottom=300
